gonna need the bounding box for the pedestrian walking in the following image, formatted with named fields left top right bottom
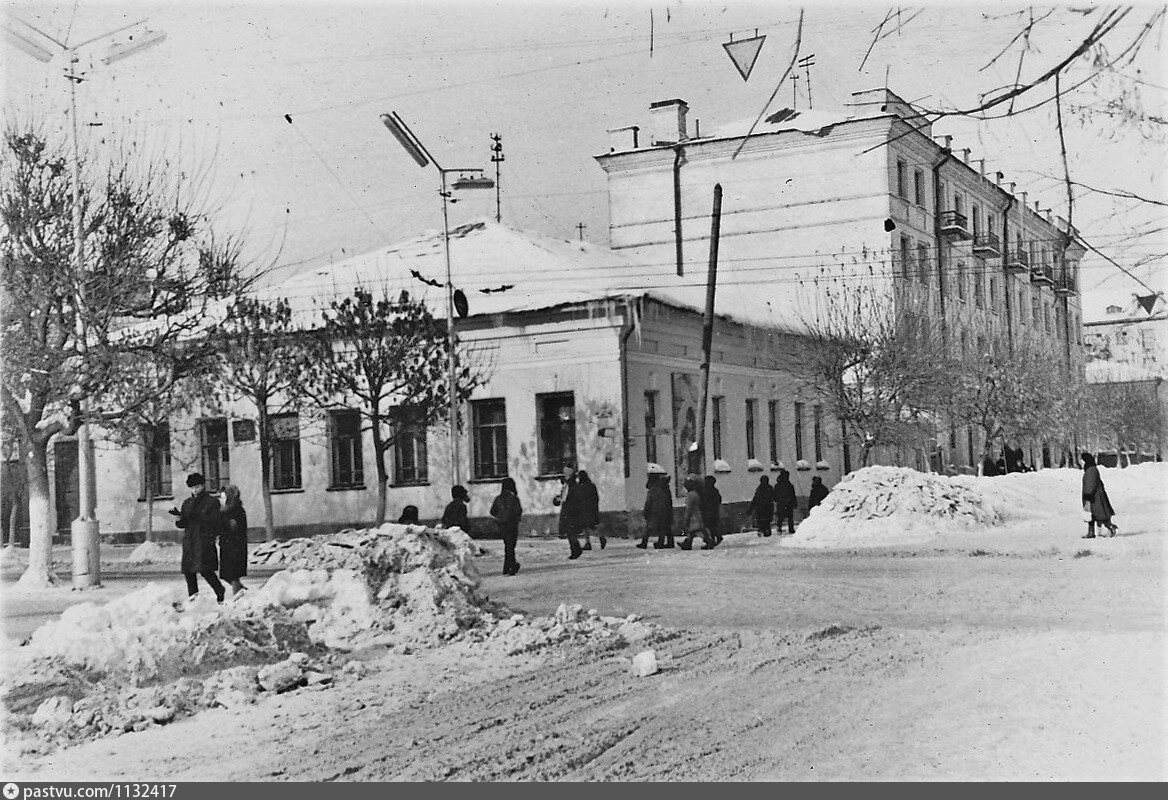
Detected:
left=807, top=475, right=829, bottom=512
left=490, top=477, right=523, bottom=575
left=773, top=469, right=797, bottom=535
left=171, top=473, right=225, bottom=604
left=217, top=485, right=248, bottom=597
left=679, top=475, right=714, bottom=550
left=553, top=465, right=585, bottom=559
left=1081, top=452, right=1119, bottom=538
left=441, top=485, right=470, bottom=530
left=397, top=505, right=420, bottom=524
left=700, top=475, right=723, bottom=546
left=576, top=470, right=605, bottom=550
left=747, top=475, right=774, bottom=536
left=638, top=469, right=675, bottom=549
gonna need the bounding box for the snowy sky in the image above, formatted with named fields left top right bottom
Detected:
left=3, top=0, right=1165, bottom=317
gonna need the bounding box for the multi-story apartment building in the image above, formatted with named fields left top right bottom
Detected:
left=596, top=88, right=1087, bottom=468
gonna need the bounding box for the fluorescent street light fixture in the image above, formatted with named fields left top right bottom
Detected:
left=5, top=27, right=54, bottom=62
left=380, top=112, right=430, bottom=169
left=451, top=175, right=494, bottom=190
left=101, top=29, right=166, bottom=65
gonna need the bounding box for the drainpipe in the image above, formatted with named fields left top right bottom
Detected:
left=1002, top=191, right=1015, bottom=354
left=931, top=147, right=953, bottom=348
left=619, top=295, right=641, bottom=484
left=672, top=145, right=685, bottom=276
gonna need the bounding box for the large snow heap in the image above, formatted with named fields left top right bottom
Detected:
left=788, top=466, right=1001, bottom=548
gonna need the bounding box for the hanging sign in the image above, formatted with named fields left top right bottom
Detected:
left=723, top=31, right=766, bottom=81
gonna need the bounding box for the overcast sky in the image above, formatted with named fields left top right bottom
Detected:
left=4, top=1, right=1164, bottom=316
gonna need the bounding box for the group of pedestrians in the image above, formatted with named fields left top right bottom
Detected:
left=744, top=470, right=829, bottom=537
left=172, top=472, right=249, bottom=604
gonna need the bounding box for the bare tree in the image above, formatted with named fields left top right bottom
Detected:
left=1085, top=373, right=1164, bottom=466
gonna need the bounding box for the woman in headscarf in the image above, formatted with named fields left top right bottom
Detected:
left=747, top=475, right=774, bottom=537
left=218, top=485, right=248, bottom=597
left=1081, top=452, right=1118, bottom=538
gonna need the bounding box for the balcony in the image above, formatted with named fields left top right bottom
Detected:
left=1005, top=249, right=1029, bottom=274
left=1054, top=271, right=1077, bottom=296
left=938, top=210, right=971, bottom=239
left=1030, top=263, right=1054, bottom=285
left=972, top=232, right=1001, bottom=258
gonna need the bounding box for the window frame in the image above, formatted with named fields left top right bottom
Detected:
left=644, top=390, right=658, bottom=465
left=767, top=399, right=779, bottom=464
left=392, top=407, right=429, bottom=486
left=813, top=404, right=823, bottom=462
left=745, top=398, right=757, bottom=461
left=328, top=409, right=365, bottom=490
left=537, top=392, right=577, bottom=477
left=896, top=158, right=908, bottom=198
left=268, top=412, right=302, bottom=491
left=199, top=417, right=230, bottom=493
left=471, top=398, right=509, bottom=480
left=913, top=168, right=925, bottom=206
left=711, top=395, right=724, bottom=460
left=794, top=402, right=805, bottom=461
left=139, top=422, right=172, bottom=500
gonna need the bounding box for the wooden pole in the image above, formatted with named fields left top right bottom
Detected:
left=693, top=184, right=723, bottom=477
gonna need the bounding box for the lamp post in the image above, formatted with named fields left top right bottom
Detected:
left=380, top=112, right=493, bottom=488
left=6, top=18, right=166, bottom=589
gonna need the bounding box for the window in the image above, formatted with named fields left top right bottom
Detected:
left=644, top=391, right=658, bottom=464
left=329, top=410, right=364, bottom=489
left=711, top=396, right=724, bottom=460
left=1045, top=303, right=1053, bottom=333
left=896, top=159, right=907, bottom=198
left=914, top=169, right=925, bottom=206
left=953, top=192, right=964, bottom=216
left=917, top=242, right=930, bottom=283
left=199, top=418, right=229, bottom=492
left=899, top=235, right=912, bottom=279
left=813, top=405, right=823, bottom=462
left=767, top=400, right=779, bottom=464
left=140, top=422, right=171, bottom=499
left=745, top=399, right=757, bottom=460
left=538, top=392, right=576, bottom=475
left=974, top=270, right=984, bottom=308
left=972, top=203, right=981, bottom=235
left=268, top=413, right=301, bottom=490
left=794, top=402, right=805, bottom=461
left=989, top=276, right=998, bottom=312
left=956, top=261, right=967, bottom=300
left=232, top=419, right=255, bottom=442
left=1032, top=293, right=1040, bottom=326
left=1019, top=288, right=1028, bottom=325
left=472, top=399, right=508, bottom=479
left=392, top=408, right=428, bottom=485
left=987, top=213, right=996, bottom=237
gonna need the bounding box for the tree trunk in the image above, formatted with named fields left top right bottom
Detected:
left=860, top=441, right=874, bottom=467
left=258, top=405, right=275, bottom=541
left=143, top=427, right=155, bottom=543
left=371, top=420, right=388, bottom=526
left=18, top=437, right=57, bottom=588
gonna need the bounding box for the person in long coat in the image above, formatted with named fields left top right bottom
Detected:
left=218, top=484, right=248, bottom=596
left=700, top=475, right=723, bottom=547
left=576, top=470, right=605, bottom=550
left=638, top=472, right=674, bottom=549
left=679, top=475, right=714, bottom=550
left=807, top=475, right=830, bottom=512
left=1081, top=452, right=1118, bottom=538
left=747, top=475, right=774, bottom=536
left=490, top=477, right=523, bottom=576
left=173, top=473, right=225, bottom=603
left=772, top=469, right=798, bottom=535
left=554, top=465, right=586, bottom=560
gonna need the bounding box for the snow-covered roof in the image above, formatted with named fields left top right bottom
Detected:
left=1085, top=360, right=1162, bottom=383
left=709, top=107, right=854, bottom=140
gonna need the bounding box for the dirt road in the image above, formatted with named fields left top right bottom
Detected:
left=7, top=529, right=1163, bottom=781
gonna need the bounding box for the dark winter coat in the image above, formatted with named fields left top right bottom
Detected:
left=490, top=490, right=523, bottom=536
left=748, top=483, right=774, bottom=524
left=577, top=480, right=601, bottom=530
left=772, top=477, right=797, bottom=512
left=642, top=482, right=673, bottom=539
left=441, top=498, right=469, bottom=530
left=700, top=485, right=722, bottom=532
left=218, top=503, right=248, bottom=582
left=176, top=490, right=220, bottom=574
left=808, top=482, right=829, bottom=511
left=558, top=478, right=586, bottom=535
left=682, top=488, right=705, bottom=534
left=1081, top=465, right=1116, bottom=523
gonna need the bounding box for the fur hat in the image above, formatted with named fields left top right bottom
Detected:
left=186, top=473, right=205, bottom=488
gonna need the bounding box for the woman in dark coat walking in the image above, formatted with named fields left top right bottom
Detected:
left=218, top=485, right=248, bottom=596
left=772, top=469, right=797, bottom=535
left=490, top=477, right=523, bottom=576
left=700, top=475, right=723, bottom=546
left=173, top=473, right=225, bottom=603
left=1081, top=452, right=1118, bottom=538
left=576, top=470, right=605, bottom=550
left=747, top=476, right=774, bottom=536
left=638, top=472, right=674, bottom=549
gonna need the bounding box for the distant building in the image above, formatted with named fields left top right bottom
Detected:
left=1083, top=293, right=1167, bottom=377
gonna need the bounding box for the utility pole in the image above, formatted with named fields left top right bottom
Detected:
left=693, top=184, right=724, bottom=478
left=798, top=54, right=816, bottom=109
left=791, top=72, right=799, bottom=109
left=6, top=18, right=166, bottom=589
left=490, top=133, right=504, bottom=224
left=575, top=222, right=586, bottom=241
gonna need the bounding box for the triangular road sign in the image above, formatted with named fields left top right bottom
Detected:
left=723, top=34, right=766, bottom=81
left=1136, top=293, right=1160, bottom=315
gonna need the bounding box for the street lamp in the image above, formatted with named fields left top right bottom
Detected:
left=380, top=112, right=494, bottom=488
left=6, top=18, right=166, bottom=589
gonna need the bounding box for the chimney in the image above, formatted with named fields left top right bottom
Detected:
left=935, top=135, right=953, bottom=150
left=607, top=125, right=640, bottom=152
left=961, top=148, right=971, bottom=164
left=996, top=171, right=1004, bottom=187
left=1009, top=181, right=1016, bottom=195
left=977, top=159, right=985, bottom=177
left=649, top=99, right=689, bottom=146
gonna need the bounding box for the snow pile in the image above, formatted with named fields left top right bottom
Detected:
left=787, top=466, right=1001, bottom=548
left=246, top=523, right=486, bottom=649
left=125, top=541, right=176, bottom=564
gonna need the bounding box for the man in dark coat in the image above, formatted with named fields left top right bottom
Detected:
left=576, top=470, right=604, bottom=550
left=638, top=471, right=675, bottom=549
left=441, top=485, right=470, bottom=530
left=747, top=475, right=774, bottom=536
left=807, top=476, right=830, bottom=512
left=1081, top=452, right=1118, bottom=538
left=700, top=475, right=723, bottom=546
left=772, top=469, right=797, bottom=535
left=554, top=465, right=586, bottom=559
left=173, top=473, right=225, bottom=603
